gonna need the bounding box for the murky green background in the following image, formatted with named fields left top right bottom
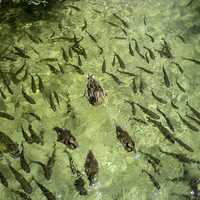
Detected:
left=0, top=0, right=200, bottom=199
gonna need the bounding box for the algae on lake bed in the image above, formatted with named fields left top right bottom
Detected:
left=0, top=0, right=200, bottom=199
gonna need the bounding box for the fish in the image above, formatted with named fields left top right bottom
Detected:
left=156, top=107, right=174, bottom=132
left=171, top=61, right=184, bottom=73
left=28, top=124, right=43, bottom=144
left=182, top=57, right=200, bottom=65
left=21, top=126, right=33, bottom=144
left=25, top=31, right=40, bottom=44
left=128, top=42, right=134, bottom=56
left=147, top=118, right=175, bottom=143
left=86, top=31, right=98, bottom=43
left=61, top=47, right=68, bottom=63
left=144, top=46, right=155, bottom=60
left=36, top=74, right=45, bottom=93
left=176, top=80, right=186, bottom=92
left=105, top=21, right=119, bottom=28
left=30, top=75, right=36, bottom=93
left=49, top=93, right=56, bottom=112
left=84, top=150, right=99, bottom=185
left=21, top=86, right=36, bottom=105
left=28, top=112, right=41, bottom=121
left=0, top=88, right=6, bottom=99
left=140, top=151, right=161, bottom=165
left=151, top=90, right=167, bottom=104
left=85, top=74, right=106, bottom=105
left=129, top=117, right=148, bottom=125
left=117, top=69, right=136, bottom=76
left=132, top=78, right=137, bottom=93
left=186, top=114, right=200, bottom=126
left=135, top=102, right=160, bottom=119
left=11, top=189, right=32, bottom=200
left=136, top=66, right=154, bottom=75
left=0, top=112, right=15, bottom=120
left=105, top=72, right=123, bottom=85
left=145, top=33, right=154, bottom=42
left=98, top=45, right=104, bottom=55
left=121, top=28, right=128, bottom=36
left=77, top=54, right=82, bottom=66
left=115, top=125, right=136, bottom=152
left=142, top=169, right=160, bottom=190
left=145, top=52, right=150, bottom=64
left=7, top=160, right=32, bottom=194
left=186, top=0, right=194, bottom=7
left=15, top=62, right=26, bottom=76
left=13, top=46, right=30, bottom=59
left=114, top=52, right=126, bottom=69
left=30, top=46, right=40, bottom=55
left=162, top=66, right=170, bottom=88
left=139, top=77, right=145, bottom=94
left=173, top=137, right=194, bottom=152
left=0, top=171, right=8, bottom=187
left=57, top=63, right=64, bottom=74
left=112, top=54, right=116, bottom=66
left=176, top=35, right=186, bottom=43
left=171, top=100, right=179, bottom=110
left=159, top=148, right=200, bottom=164
left=34, top=179, right=56, bottom=200
left=124, top=100, right=136, bottom=115
left=67, top=64, right=84, bottom=75
left=68, top=47, right=73, bottom=58
left=47, top=64, right=60, bottom=75
left=101, top=58, right=106, bottom=73
left=177, top=112, right=199, bottom=132
left=53, top=127, right=78, bottom=149
left=81, top=19, right=87, bottom=31
left=74, top=177, right=88, bottom=195
left=92, top=8, right=102, bottom=13
left=143, top=15, right=147, bottom=26
left=20, top=143, right=30, bottom=173
left=53, top=91, right=60, bottom=106
left=111, top=36, right=127, bottom=40
left=39, top=58, right=58, bottom=63
left=112, top=13, right=129, bottom=28
left=186, top=101, right=200, bottom=120
left=132, top=39, right=145, bottom=60
left=67, top=5, right=81, bottom=11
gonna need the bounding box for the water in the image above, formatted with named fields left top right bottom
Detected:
left=0, top=0, right=200, bottom=199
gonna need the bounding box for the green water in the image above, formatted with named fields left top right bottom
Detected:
left=0, top=0, right=200, bottom=199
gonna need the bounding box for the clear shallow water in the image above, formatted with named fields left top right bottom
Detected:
left=0, top=0, right=200, bottom=199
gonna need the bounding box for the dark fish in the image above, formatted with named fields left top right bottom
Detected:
left=145, top=33, right=154, bottom=42
left=139, top=77, right=144, bottom=94
left=176, top=35, right=186, bottom=43
left=144, top=46, right=155, bottom=60
left=74, top=177, right=88, bottom=196
left=0, top=88, right=6, bottom=99
left=112, top=13, right=129, bottom=28
left=136, top=66, right=154, bottom=75
left=186, top=0, right=194, bottom=7
left=30, top=46, right=40, bottom=55
left=36, top=74, right=45, bottom=93
left=67, top=5, right=81, bottom=11
left=105, top=21, right=119, bottom=28
left=67, top=64, right=84, bottom=75
left=39, top=58, right=58, bottom=63
left=117, top=69, right=136, bottom=76
left=186, top=101, right=200, bottom=120
left=173, top=137, right=194, bottom=152
left=47, top=64, right=60, bottom=75
left=142, top=169, right=160, bottom=190
left=186, top=114, right=200, bottom=126
left=143, top=15, right=147, bottom=26
left=30, top=75, right=36, bottom=93
left=53, top=127, right=78, bottom=149
left=101, top=58, right=106, bottom=73
left=135, top=103, right=160, bottom=119
left=140, top=151, right=161, bottom=165
left=21, top=86, right=36, bottom=105
left=147, top=118, right=175, bottom=143
left=129, top=117, right=148, bottom=125
left=171, top=61, right=184, bottom=73
left=106, top=72, right=123, bottom=85
left=128, top=42, right=134, bottom=56
left=11, top=189, right=32, bottom=200
left=171, top=100, right=179, bottom=109
left=114, top=52, right=126, bottom=69
left=13, top=46, right=30, bottom=59
left=0, top=112, right=14, bottom=120
left=116, top=126, right=136, bottom=152
left=77, top=54, right=82, bottom=66
left=145, top=52, right=150, bottom=64
left=32, top=161, right=51, bottom=180
left=86, top=31, right=98, bottom=43
left=162, top=66, right=170, bottom=88
left=84, top=150, right=99, bottom=185
left=151, top=90, right=167, bottom=104
left=176, top=80, right=186, bottom=93
left=81, top=19, right=87, bottom=31
left=182, top=57, right=200, bottom=65
left=111, top=36, right=127, bottom=40
left=58, top=63, right=64, bottom=74
left=2, top=79, right=13, bottom=95
left=15, top=62, right=26, bottom=75
left=61, top=47, right=68, bottom=63
left=49, top=93, right=56, bottom=112
left=124, top=100, right=136, bottom=115
left=112, top=54, right=116, bottom=66
left=159, top=148, right=200, bottom=164
left=25, top=31, right=40, bottom=44
left=0, top=171, right=8, bottom=187
left=156, top=107, right=174, bottom=132
left=20, top=143, right=30, bottom=173
left=132, top=78, right=137, bottom=93
left=34, top=179, right=56, bottom=200
left=21, top=126, right=33, bottom=144
left=53, top=91, right=60, bottom=106
left=7, top=161, right=32, bottom=194
left=97, top=45, right=104, bottom=55
left=177, top=112, right=199, bottom=132
left=133, top=39, right=145, bottom=60
left=28, top=124, right=43, bottom=144
left=28, top=112, right=41, bottom=121
left=121, top=28, right=128, bottom=36
left=68, top=47, right=73, bottom=58
left=92, top=9, right=102, bottom=13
